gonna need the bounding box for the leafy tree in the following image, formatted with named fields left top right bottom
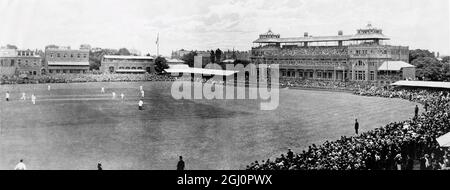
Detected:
left=215, top=48, right=222, bottom=63
left=6, top=44, right=18, bottom=49
left=409, top=49, right=435, bottom=63
left=181, top=51, right=197, bottom=67
left=117, top=48, right=131, bottom=55
left=89, top=49, right=118, bottom=70
left=45, top=44, right=59, bottom=49
left=210, top=50, right=215, bottom=63
left=442, top=56, right=450, bottom=64
left=412, top=56, right=442, bottom=81
left=154, top=56, right=169, bottom=74
left=441, top=63, right=450, bottom=81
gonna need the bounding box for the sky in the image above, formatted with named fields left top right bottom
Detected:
left=0, top=0, right=449, bottom=57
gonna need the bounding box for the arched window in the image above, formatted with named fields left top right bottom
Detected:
left=109, top=66, right=114, bottom=73
left=119, top=67, right=124, bottom=69
left=131, top=67, right=136, bottom=70
left=125, top=67, right=130, bottom=69
left=137, top=67, right=142, bottom=70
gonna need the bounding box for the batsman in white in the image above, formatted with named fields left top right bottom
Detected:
left=21, top=92, right=26, bottom=100
left=31, top=94, right=36, bottom=105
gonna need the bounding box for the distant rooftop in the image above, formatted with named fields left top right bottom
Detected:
left=254, top=23, right=390, bottom=43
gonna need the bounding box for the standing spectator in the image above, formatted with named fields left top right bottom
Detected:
left=97, top=162, right=102, bottom=170
left=101, top=87, right=105, bottom=93
left=414, top=105, right=419, bottom=118
left=354, top=119, right=359, bottom=135
left=120, top=93, right=125, bottom=100
left=177, top=156, right=185, bottom=170
left=287, top=149, right=294, bottom=160
left=406, top=155, right=414, bottom=170
left=14, top=159, right=26, bottom=170
left=394, top=154, right=402, bottom=170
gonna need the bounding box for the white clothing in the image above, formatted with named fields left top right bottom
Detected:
left=14, top=162, right=26, bottom=170
left=138, top=100, right=143, bottom=106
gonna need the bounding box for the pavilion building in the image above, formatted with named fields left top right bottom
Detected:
left=45, top=46, right=90, bottom=74
left=251, top=24, right=414, bottom=82
left=100, top=55, right=155, bottom=74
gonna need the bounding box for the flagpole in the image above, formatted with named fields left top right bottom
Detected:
left=156, top=33, right=160, bottom=57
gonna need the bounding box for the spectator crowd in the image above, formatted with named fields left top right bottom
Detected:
left=248, top=85, right=450, bottom=170
left=0, top=73, right=176, bottom=84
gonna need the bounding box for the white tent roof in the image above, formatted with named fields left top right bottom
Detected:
left=391, top=80, right=450, bottom=89
left=166, top=58, right=184, bottom=63
left=164, top=67, right=238, bottom=76
left=168, top=64, right=189, bottom=69
left=103, top=55, right=154, bottom=60
left=437, top=132, right=450, bottom=147
left=378, top=61, right=415, bottom=71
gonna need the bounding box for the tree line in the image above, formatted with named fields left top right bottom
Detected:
left=409, top=49, right=450, bottom=81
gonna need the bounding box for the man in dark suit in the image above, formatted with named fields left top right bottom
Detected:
left=177, top=156, right=185, bottom=170
left=354, top=119, right=359, bottom=135
left=414, top=105, right=419, bottom=118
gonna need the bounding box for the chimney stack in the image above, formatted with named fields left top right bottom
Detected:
left=304, top=32, right=308, bottom=37
left=338, top=30, right=343, bottom=36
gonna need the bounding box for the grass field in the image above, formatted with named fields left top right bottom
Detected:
left=0, top=82, right=420, bottom=170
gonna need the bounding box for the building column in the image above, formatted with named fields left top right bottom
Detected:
left=333, top=70, right=336, bottom=81
left=351, top=64, right=355, bottom=81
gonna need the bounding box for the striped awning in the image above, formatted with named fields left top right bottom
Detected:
left=48, top=61, right=89, bottom=66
